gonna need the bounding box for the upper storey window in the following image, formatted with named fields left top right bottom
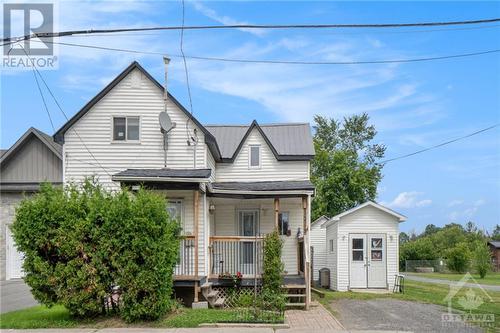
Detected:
left=249, top=145, right=261, bottom=168
left=113, top=116, right=140, bottom=141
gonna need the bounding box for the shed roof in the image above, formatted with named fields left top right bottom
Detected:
left=324, top=201, right=407, bottom=228
left=113, top=168, right=211, bottom=180
left=489, top=241, right=500, bottom=248
left=211, top=180, right=314, bottom=192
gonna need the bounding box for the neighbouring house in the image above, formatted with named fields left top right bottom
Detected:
left=52, top=61, right=315, bottom=308
left=488, top=241, right=500, bottom=272
left=310, top=215, right=329, bottom=283
left=321, top=201, right=406, bottom=291
left=0, top=127, right=63, bottom=281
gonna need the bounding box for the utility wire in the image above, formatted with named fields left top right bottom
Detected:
left=179, top=0, right=195, bottom=140
left=31, top=66, right=56, bottom=132
left=17, top=44, right=112, bottom=177
left=381, top=124, right=500, bottom=164
left=24, top=40, right=500, bottom=65
left=3, top=18, right=500, bottom=43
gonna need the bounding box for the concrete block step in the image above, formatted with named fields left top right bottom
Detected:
left=214, top=297, right=225, bottom=307
left=206, top=290, right=219, bottom=299
left=201, top=282, right=213, bottom=289
left=285, top=302, right=306, bottom=307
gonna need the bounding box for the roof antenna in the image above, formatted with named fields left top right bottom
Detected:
left=158, top=57, right=176, bottom=167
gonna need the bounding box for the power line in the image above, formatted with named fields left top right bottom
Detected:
left=381, top=124, right=500, bottom=164
left=31, top=65, right=56, bottom=132
left=17, top=45, right=112, bottom=177
left=24, top=40, right=500, bottom=65
left=3, top=18, right=500, bottom=43
left=179, top=0, right=195, bottom=140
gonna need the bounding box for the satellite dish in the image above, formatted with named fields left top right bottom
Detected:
left=159, top=111, right=175, bottom=133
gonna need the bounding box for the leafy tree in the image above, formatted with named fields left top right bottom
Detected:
left=399, top=232, right=410, bottom=245
left=491, top=224, right=500, bottom=241
left=12, top=181, right=180, bottom=322
left=311, top=113, right=385, bottom=219
left=446, top=243, right=471, bottom=273
left=473, top=241, right=491, bottom=278
left=422, top=224, right=441, bottom=237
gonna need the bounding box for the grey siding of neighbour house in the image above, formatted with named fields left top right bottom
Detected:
left=1, top=131, right=62, bottom=280
left=1, top=136, right=62, bottom=184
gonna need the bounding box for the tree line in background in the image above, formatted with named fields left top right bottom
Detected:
left=399, top=221, right=496, bottom=277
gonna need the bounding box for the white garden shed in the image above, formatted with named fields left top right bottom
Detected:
left=324, top=201, right=406, bottom=291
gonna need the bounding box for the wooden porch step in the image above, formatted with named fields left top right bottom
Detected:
left=282, top=284, right=306, bottom=289
left=285, top=294, right=306, bottom=298
left=286, top=302, right=306, bottom=307
left=214, top=297, right=225, bottom=308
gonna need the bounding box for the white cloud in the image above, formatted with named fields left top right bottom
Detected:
left=448, top=199, right=464, bottom=207
left=448, top=199, right=486, bottom=222
left=382, top=191, right=432, bottom=209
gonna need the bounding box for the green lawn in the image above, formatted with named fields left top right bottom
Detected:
left=0, top=306, right=241, bottom=329
left=408, top=272, right=500, bottom=285
left=315, top=280, right=500, bottom=329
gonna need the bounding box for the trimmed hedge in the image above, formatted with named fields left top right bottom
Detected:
left=11, top=180, right=180, bottom=322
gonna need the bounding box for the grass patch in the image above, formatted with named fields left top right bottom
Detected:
left=408, top=272, right=500, bottom=286
left=314, top=280, right=500, bottom=329
left=0, top=306, right=241, bottom=329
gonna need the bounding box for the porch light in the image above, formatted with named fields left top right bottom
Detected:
left=209, top=202, right=216, bottom=213
left=296, top=227, right=303, bottom=239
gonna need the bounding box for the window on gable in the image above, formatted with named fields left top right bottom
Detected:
left=329, top=239, right=334, bottom=253
left=113, top=116, right=140, bottom=141
left=278, top=212, right=289, bottom=236
left=249, top=145, right=260, bottom=168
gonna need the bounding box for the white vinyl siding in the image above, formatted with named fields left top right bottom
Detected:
left=63, top=68, right=206, bottom=189
left=310, top=219, right=327, bottom=281
left=215, top=129, right=309, bottom=182
left=206, top=150, right=216, bottom=182
left=327, top=205, right=400, bottom=291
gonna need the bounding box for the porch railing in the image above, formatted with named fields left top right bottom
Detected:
left=209, top=236, right=264, bottom=277
left=175, top=235, right=196, bottom=277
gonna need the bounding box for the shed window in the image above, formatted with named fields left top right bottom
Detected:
left=278, top=212, right=289, bottom=236
left=329, top=239, right=334, bottom=253
left=113, top=116, right=140, bottom=141
left=249, top=145, right=260, bottom=168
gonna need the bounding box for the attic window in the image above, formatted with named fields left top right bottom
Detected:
left=249, top=145, right=261, bottom=168
left=113, top=116, right=140, bottom=141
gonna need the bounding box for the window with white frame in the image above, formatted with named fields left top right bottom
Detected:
left=329, top=239, right=334, bottom=253
left=167, top=200, right=183, bottom=228
left=113, top=116, right=140, bottom=141
left=249, top=145, right=261, bottom=168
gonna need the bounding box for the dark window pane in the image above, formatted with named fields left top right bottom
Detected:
left=371, top=250, right=382, bottom=261
left=250, top=146, right=260, bottom=166
left=352, top=250, right=364, bottom=261
left=127, top=117, right=140, bottom=140
left=371, top=238, right=382, bottom=249
left=352, top=238, right=363, bottom=249
left=113, top=117, right=126, bottom=140
left=278, top=212, right=289, bottom=235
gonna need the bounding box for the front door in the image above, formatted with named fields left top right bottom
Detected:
left=238, top=210, right=259, bottom=275
left=349, top=234, right=387, bottom=289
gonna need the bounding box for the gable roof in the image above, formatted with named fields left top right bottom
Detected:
left=489, top=241, right=500, bottom=248
left=53, top=61, right=222, bottom=161
left=205, top=121, right=314, bottom=162
left=311, top=215, right=330, bottom=227
left=0, top=127, right=62, bottom=166
left=325, top=201, right=407, bottom=227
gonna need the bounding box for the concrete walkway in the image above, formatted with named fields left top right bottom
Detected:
left=1, top=279, right=38, bottom=313
left=404, top=274, right=500, bottom=292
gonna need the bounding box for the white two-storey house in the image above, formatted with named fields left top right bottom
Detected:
left=54, top=61, right=315, bottom=308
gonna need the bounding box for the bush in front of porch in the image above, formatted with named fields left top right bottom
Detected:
left=11, top=180, right=180, bottom=322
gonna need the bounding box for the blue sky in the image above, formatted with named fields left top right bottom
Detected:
left=1, top=1, right=499, bottom=234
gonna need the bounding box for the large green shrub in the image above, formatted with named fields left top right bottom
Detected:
left=446, top=242, right=471, bottom=273
left=262, top=230, right=284, bottom=294
left=473, top=242, right=491, bottom=279
left=11, top=181, right=180, bottom=322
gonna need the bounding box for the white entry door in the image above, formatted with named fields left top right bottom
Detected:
left=349, top=234, right=367, bottom=288
left=238, top=210, right=258, bottom=275
left=6, top=227, right=24, bottom=280
left=349, top=234, right=386, bottom=289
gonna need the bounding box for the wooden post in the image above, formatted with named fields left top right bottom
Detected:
left=302, top=196, right=311, bottom=310
left=274, top=198, right=280, bottom=230
left=193, top=190, right=200, bottom=302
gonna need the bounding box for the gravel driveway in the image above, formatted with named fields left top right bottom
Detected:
left=330, top=298, right=483, bottom=332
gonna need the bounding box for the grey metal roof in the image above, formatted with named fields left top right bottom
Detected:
left=211, top=180, right=314, bottom=192
left=113, top=168, right=211, bottom=179
left=0, top=149, right=6, bottom=157
left=205, top=123, right=314, bottom=161
left=489, top=241, right=500, bottom=248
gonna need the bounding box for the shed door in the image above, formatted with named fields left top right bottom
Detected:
left=349, top=234, right=367, bottom=288
left=367, top=234, right=386, bottom=288
left=6, top=228, right=24, bottom=280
